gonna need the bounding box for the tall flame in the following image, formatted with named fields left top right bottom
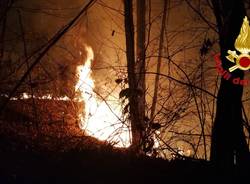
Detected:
left=75, top=46, right=131, bottom=147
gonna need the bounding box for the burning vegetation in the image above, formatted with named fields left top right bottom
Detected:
left=0, top=0, right=250, bottom=183
left=75, top=46, right=131, bottom=147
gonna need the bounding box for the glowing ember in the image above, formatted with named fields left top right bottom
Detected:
left=7, top=93, right=70, bottom=101
left=75, top=46, right=131, bottom=147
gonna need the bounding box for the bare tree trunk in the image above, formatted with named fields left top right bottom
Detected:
left=150, top=0, right=167, bottom=120
left=0, top=0, right=11, bottom=60
left=211, top=0, right=249, bottom=174
left=136, top=0, right=146, bottom=149
left=124, top=0, right=146, bottom=152
left=124, top=0, right=141, bottom=151
left=0, top=15, right=6, bottom=60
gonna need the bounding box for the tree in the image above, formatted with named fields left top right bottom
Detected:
left=136, top=0, right=146, bottom=152
left=123, top=0, right=146, bottom=152
left=211, top=0, right=249, bottom=173
left=0, top=0, right=12, bottom=60
left=150, top=0, right=167, bottom=120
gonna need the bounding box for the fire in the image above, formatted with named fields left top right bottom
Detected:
left=8, top=93, right=69, bottom=101
left=75, top=46, right=131, bottom=147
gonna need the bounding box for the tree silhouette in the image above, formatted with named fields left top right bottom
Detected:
left=211, top=0, right=249, bottom=174
left=123, top=0, right=146, bottom=152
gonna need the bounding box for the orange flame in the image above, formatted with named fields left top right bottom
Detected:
left=75, top=46, right=131, bottom=147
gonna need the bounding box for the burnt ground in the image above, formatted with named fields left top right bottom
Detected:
left=0, top=99, right=249, bottom=184
left=0, top=137, right=211, bottom=184
left=1, top=132, right=249, bottom=184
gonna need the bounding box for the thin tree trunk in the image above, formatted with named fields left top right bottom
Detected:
left=136, top=0, right=146, bottom=149
left=150, top=0, right=167, bottom=120
left=0, top=0, right=10, bottom=60
left=124, top=0, right=143, bottom=152
left=211, top=0, right=249, bottom=174
left=0, top=15, right=6, bottom=61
